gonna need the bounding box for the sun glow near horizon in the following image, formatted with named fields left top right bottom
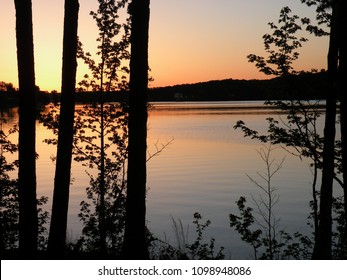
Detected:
left=1, top=0, right=328, bottom=92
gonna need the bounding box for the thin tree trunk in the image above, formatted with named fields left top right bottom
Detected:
left=312, top=159, right=319, bottom=241
left=336, top=0, right=347, bottom=256
left=123, top=0, right=150, bottom=259
left=47, top=0, right=79, bottom=257
left=14, top=0, right=38, bottom=258
left=99, top=58, right=107, bottom=254
left=312, top=0, right=338, bottom=260
left=0, top=116, right=4, bottom=254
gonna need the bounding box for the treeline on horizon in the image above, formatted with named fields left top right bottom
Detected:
left=0, top=71, right=329, bottom=106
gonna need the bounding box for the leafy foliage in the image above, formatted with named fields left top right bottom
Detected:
left=151, top=212, right=224, bottom=260
left=0, top=82, right=16, bottom=92
left=236, top=4, right=345, bottom=260
left=0, top=122, right=19, bottom=251
left=72, top=104, right=128, bottom=170
left=74, top=104, right=128, bottom=254
left=247, top=6, right=308, bottom=76
left=234, top=101, right=332, bottom=171
left=331, top=196, right=347, bottom=259
left=1, top=117, right=49, bottom=253
left=77, top=0, right=130, bottom=92
left=250, top=194, right=347, bottom=260
left=229, top=146, right=314, bottom=259
left=235, top=100, right=343, bottom=181
left=74, top=0, right=131, bottom=255
left=186, top=212, right=225, bottom=260
left=229, top=196, right=262, bottom=257
left=229, top=146, right=307, bottom=260
left=40, top=103, right=128, bottom=254
left=301, top=0, right=331, bottom=36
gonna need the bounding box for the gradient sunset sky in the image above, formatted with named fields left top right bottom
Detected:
left=1, top=0, right=328, bottom=92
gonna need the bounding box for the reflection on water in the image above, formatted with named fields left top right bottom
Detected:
left=147, top=101, right=321, bottom=258
left=149, top=101, right=277, bottom=116
left=1, top=101, right=334, bottom=259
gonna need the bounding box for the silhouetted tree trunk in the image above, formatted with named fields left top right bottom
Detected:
left=312, top=0, right=338, bottom=260
left=337, top=0, right=347, bottom=254
left=47, top=0, right=79, bottom=257
left=123, top=0, right=150, bottom=259
left=99, top=52, right=106, bottom=254
left=14, top=0, right=38, bottom=258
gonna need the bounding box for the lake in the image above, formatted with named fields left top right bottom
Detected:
left=1, top=101, right=338, bottom=259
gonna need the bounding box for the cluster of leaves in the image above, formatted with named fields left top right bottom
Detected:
left=41, top=1, right=132, bottom=256
left=0, top=82, right=16, bottom=92
left=301, top=0, right=331, bottom=36
left=247, top=6, right=308, bottom=76
left=0, top=118, right=49, bottom=253
left=234, top=101, right=328, bottom=168
left=0, top=120, right=19, bottom=251
left=77, top=0, right=130, bottom=92
left=151, top=212, right=224, bottom=260
left=228, top=145, right=312, bottom=260
left=230, top=196, right=314, bottom=260
left=186, top=213, right=225, bottom=260
left=234, top=99, right=343, bottom=232
left=331, top=195, right=347, bottom=259
left=230, top=194, right=345, bottom=260
left=75, top=104, right=128, bottom=254
left=233, top=99, right=346, bottom=259
left=72, top=1, right=132, bottom=256
left=40, top=103, right=129, bottom=254
left=234, top=2, right=347, bottom=260
left=72, top=104, right=128, bottom=170
left=272, top=101, right=341, bottom=178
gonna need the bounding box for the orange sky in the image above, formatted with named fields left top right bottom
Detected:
left=0, top=0, right=328, bottom=92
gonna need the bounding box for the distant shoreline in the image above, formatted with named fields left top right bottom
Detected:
left=0, top=71, right=329, bottom=108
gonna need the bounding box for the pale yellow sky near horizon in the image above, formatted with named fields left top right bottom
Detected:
left=0, top=0, right=328, bottom=92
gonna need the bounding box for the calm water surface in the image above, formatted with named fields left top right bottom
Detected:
left=2, top=101, right=332, bottom=259
left=146, top=101, right=320, bottom=258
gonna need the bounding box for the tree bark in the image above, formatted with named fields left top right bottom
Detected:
left=47, top=0, right=79, bottom=258
left=14, top=0, right=38, bottom=258
left=123, top=0, right=150, bottom=259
